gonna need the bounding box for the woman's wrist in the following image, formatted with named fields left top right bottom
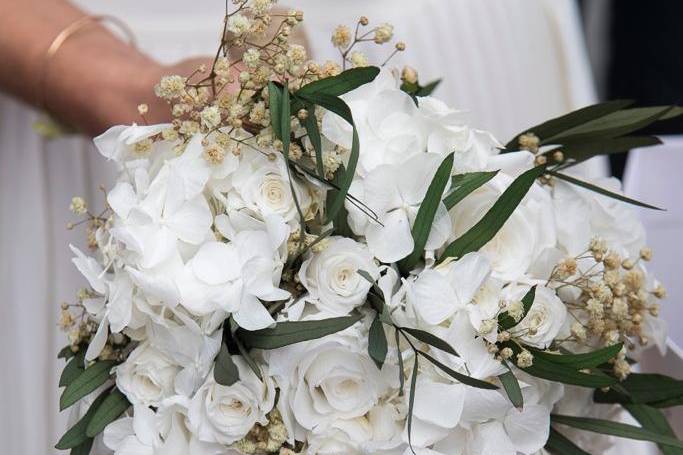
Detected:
left=41, top=24, right=164, bottom=136
left=88, top=52, right=166, bottom=132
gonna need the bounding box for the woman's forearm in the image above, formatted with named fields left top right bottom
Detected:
left=0, top=0, right=165, bottom=135
left=0, top=1, right=299, bottom=136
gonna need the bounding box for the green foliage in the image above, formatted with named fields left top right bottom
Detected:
left=499, top=361, right=523, bottom=409
left=440, top=166, right=545, bottom=262
left=549, top=136, right=661, bottom=165
left=400, top=78, right=442, bottom=100
left=58, top=345, right=77, bottom=359
left=395, top=329, right=405, bottom=396
left=214, top=343, right=240, bottom=386
left=625, top=404, right=683, bottom=455
left=504, top=100, right=634, bottom=150
left=399, top=153, right=454, bottom=273
left=551, top=414, right=683, bottom=448
left=59, top=349, right=86, bottom=388
left=501, top=343, right=616, bottom=388
left=543, top=106, right=678, bottom=144
left=297, top=66, right=380, bottom=97
left=60, top=360, right=116, bottom=411
left=302, top=107, right=325, bottom=179
left=238, top=313, right=362, bottom=350
left=418, top=350, right=498, bottom=390
left=503, top=100, right=682, bottom=209
left=369, top=313, right=388, bottom=370
left=69, top=439, right=93, bottom=455
left=497, top=286, right=536, bottom=331
left=549, top=171, right=662, bottom=210
left=545, top=427, right=591, bottom=455
left=407, top=355, right=419, bottom=454
left=55, top=388, right=110, bottom=449
left=527, top=343, right=623, bottom=370
left=296, top=92, right=360, bottom=231
left=594, top=373, right=683, bottom=406
left=401, top=327, right=459, bottom=357
left=85, top=388, right=130, bottom=438
left=443, top=171, right=498, bottom=210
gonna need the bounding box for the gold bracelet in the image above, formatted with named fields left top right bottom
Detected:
left=38, top=15, right=137, bottom=113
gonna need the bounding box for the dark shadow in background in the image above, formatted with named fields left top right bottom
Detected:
left=580, top=0, right=683, bottom=179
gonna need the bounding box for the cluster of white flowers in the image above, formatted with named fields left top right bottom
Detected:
left=59, top=66, right=668, bottom=455
left=56, top=5, right=675, bottom=453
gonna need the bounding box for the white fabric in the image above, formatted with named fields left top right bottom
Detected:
left=622, top=137, right=683, bottom=445
left=0, top=0, right=614, bottom=453
left=624, top=136, right=683, bottom=348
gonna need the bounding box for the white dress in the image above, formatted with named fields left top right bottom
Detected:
left=0, top=1, right=616, bottom=453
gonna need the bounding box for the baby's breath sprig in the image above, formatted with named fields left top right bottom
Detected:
left=544, top=238, right=664, bottom=379
left=332, top=16, right=404, bottom=70
left=149, top=1, right=319, bottom=168
left=61, top=188, right=129, bottom=360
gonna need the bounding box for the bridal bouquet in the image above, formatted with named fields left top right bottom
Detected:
left=56, top=2, right=683, bottom=454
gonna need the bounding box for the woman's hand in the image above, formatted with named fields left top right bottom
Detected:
left=82, top=56, right=219, bottom=135
left=52, top=54, right=222, bottom=136
left=0, top=0, right=237, bottom=137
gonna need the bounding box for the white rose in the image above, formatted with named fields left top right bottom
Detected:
left=290, top=345, right=385, bottom=428
left=267, top=328, right=397, bottom=439
left=116, top=342, right=180, bottom=407
left=299, top=237, right=379, bottom=315
left=448, top=172, right=556, bottom=281
left=503, top=285, right=566, bottom=348
left=227, top=150, right=313, bottom=225
left=188, top=356, right=276, bottom=446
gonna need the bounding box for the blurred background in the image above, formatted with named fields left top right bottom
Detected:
left=0, top=0, right=681, bottom=453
